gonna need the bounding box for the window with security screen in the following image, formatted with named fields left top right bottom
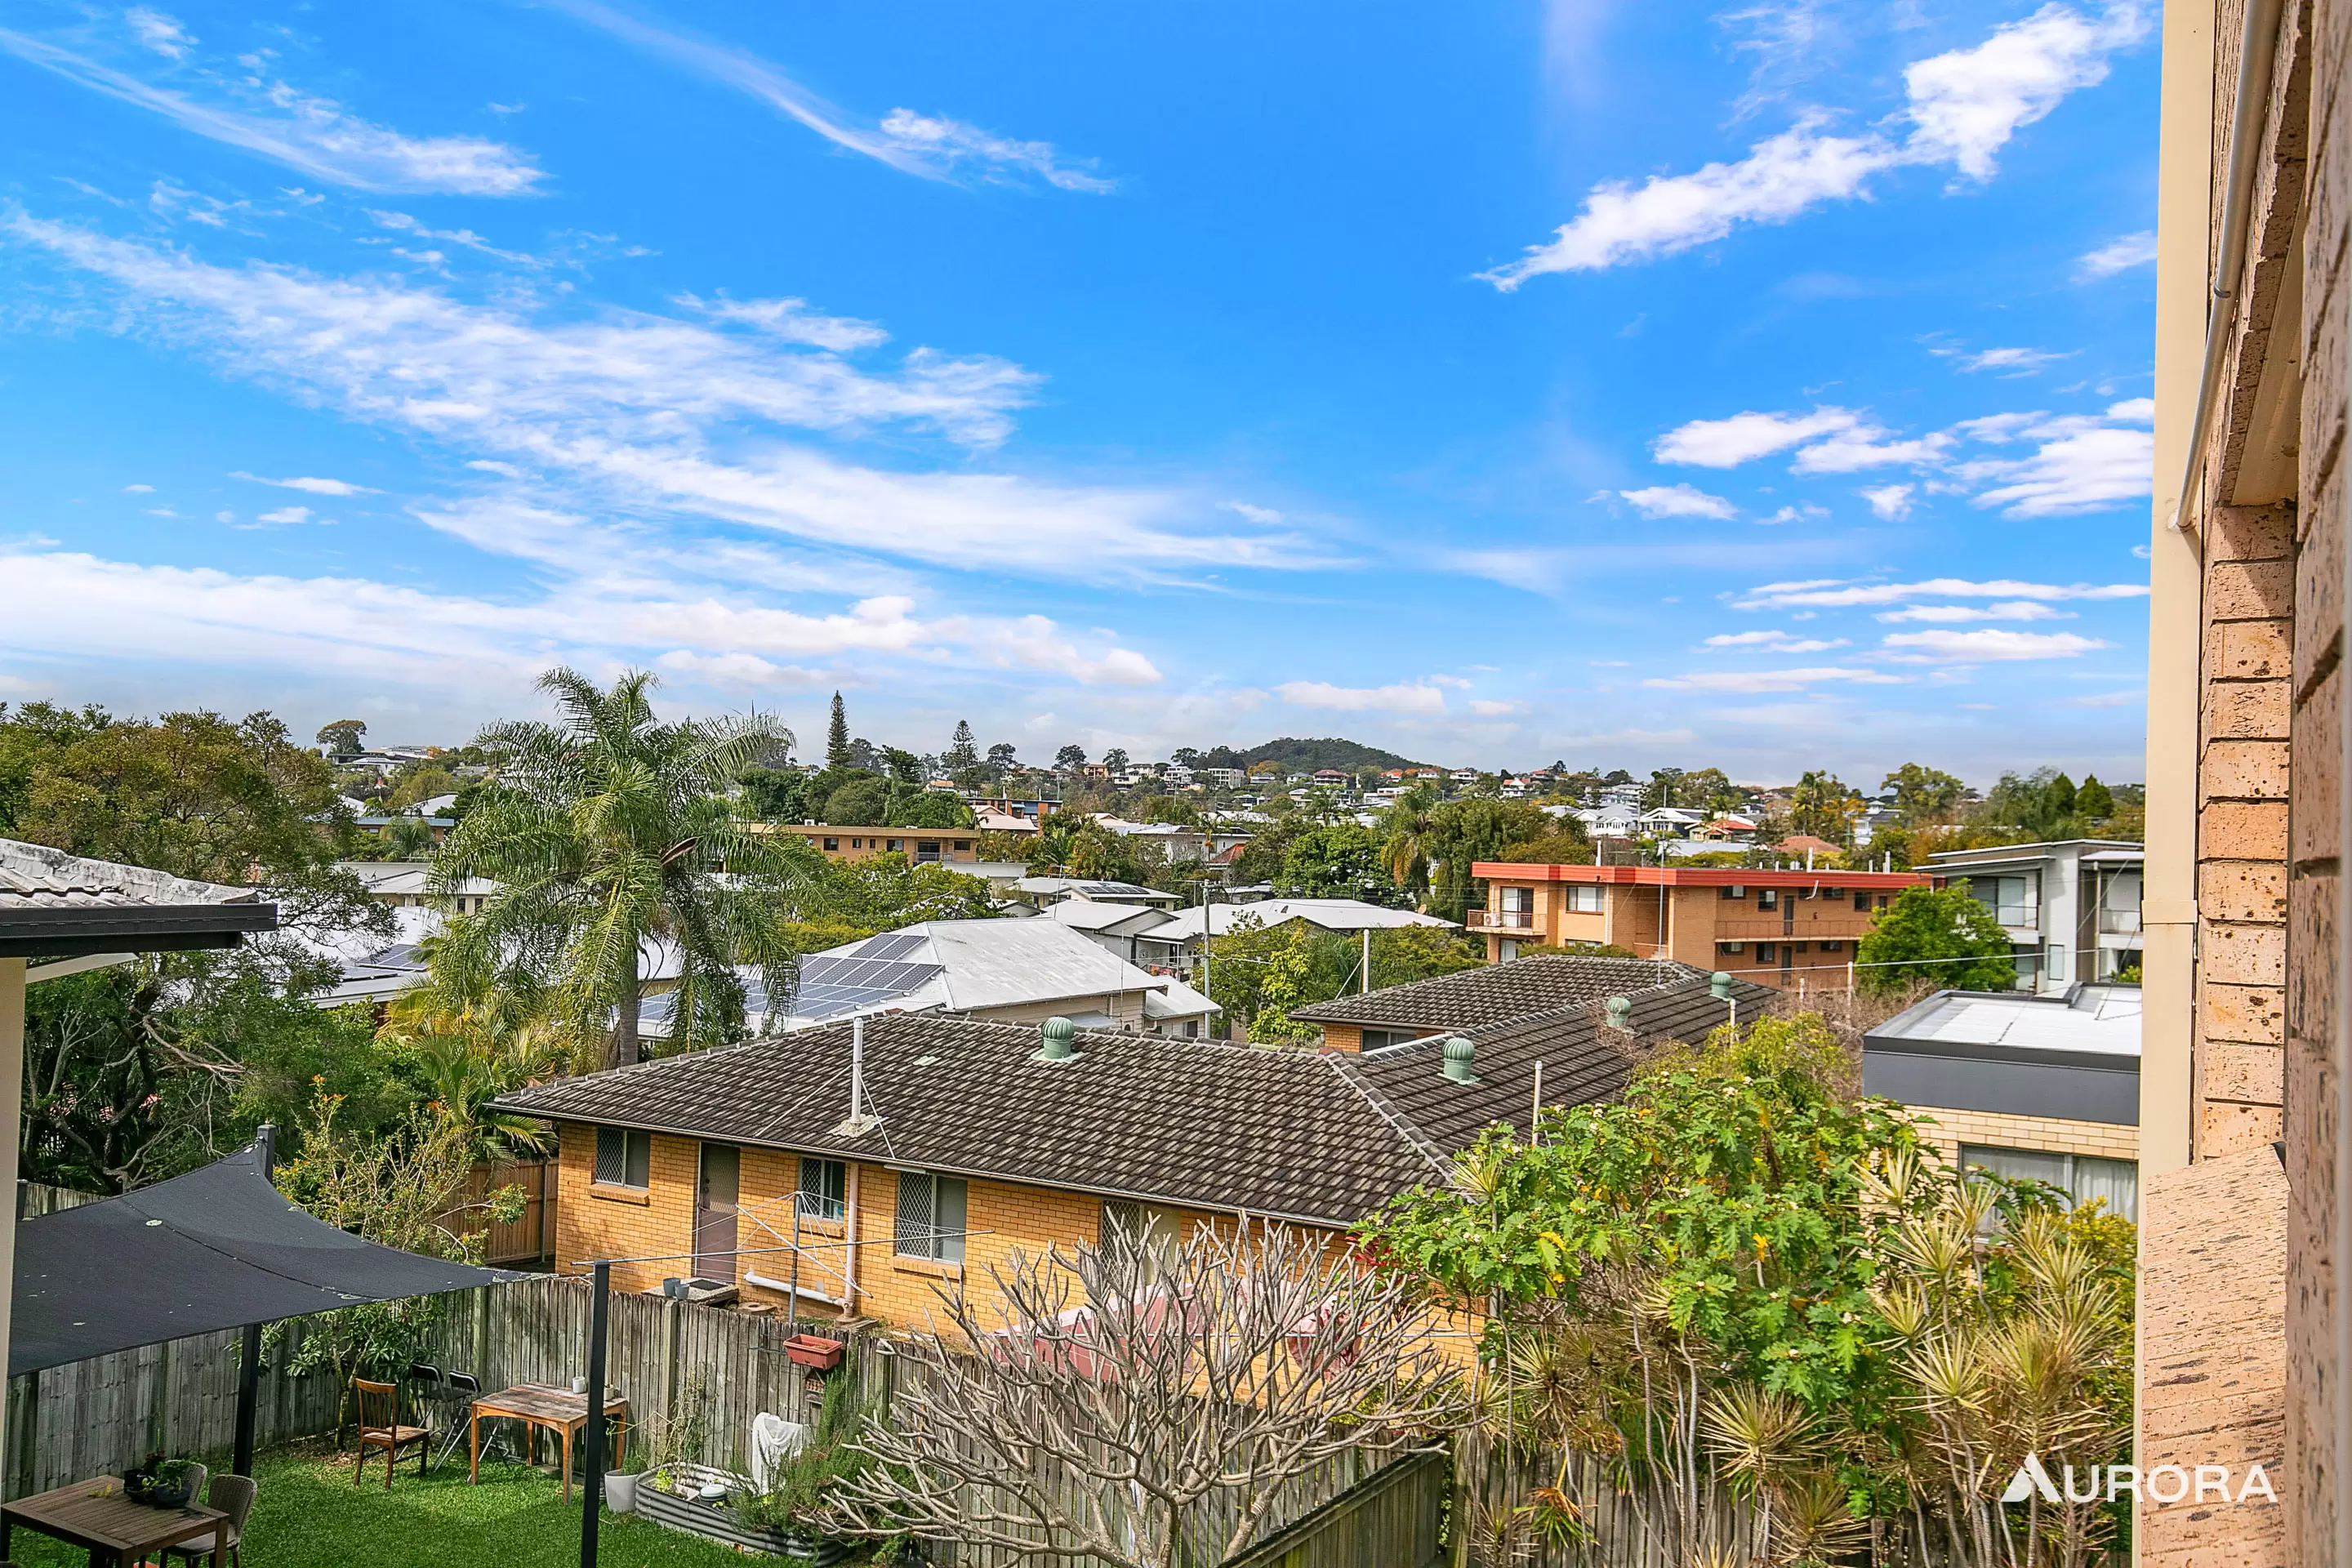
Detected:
left=894, top=1171, right=968, bottom=1263
left=594, top=1126, right=651, bottom=1188
left=798, top=1156, right=846, bottom=1221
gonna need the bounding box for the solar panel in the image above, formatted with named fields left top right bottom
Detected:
left=858, top=933, right=924, bottom=961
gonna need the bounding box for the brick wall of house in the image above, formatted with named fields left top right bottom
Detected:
left=1905, top=1105, right=2140, bottom=1168
left=2288, top=0, right=2350, bottom=1552
left=2202, top=501, right=2296, bottom=1160
left=549, top=1121, right=1232, bottom=1333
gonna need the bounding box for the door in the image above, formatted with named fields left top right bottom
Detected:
left=694, top=1143, right=740, bottom=1283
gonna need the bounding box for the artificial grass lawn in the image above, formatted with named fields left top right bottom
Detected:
left=3, top=1446, right=758, bottom=1568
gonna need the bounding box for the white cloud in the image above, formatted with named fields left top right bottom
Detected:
left=877, top=109, right=1114, bottom=194
left=1790, top=427, right=1951, bottom=473
left=2065, top=688, right=2144, bottom=707
left=0, top=25, right=544, bottom=194
left=1944, top=345, right=2074, bottom=374
left=122, top=483, right=154, bottom=492
left=1274, top=680, right=1449, bottom=715
left=1645, top=666, right=1907, bottom=693
left=1702, top=630, right=1848, bottom=653
left=1738, top=576, right=2147, bottom=609
left=656, top=649, right=823, bottom=686
left=673, top=292, right=888, bottom=351
left=1875, top=600, right=2067, bottom=622
left=1881, top=628, right=2107, bottom=660
left=1618, top=483, right=1738, bottom=519
left=1468, top=698, right=1521, bottom=716
left=124, top=8, right=189, bottom=59
left=1761, top=503, right=1829, bottom=525
left=1221, top=500, right=1285, bottom=525
left=254, top=505, right=312, bottom=524
left=2105, top=396, right=2154, bottom=421
left=1860, top=483, right=1913, bottom=519
left=1653, top=407, right=1860, bottom=466
left=2077, top=229, right=2158, bottom=278
left=212, top=510, right=234, bottom=523
left=1481, top=2, right=2147, bottom=285
left=8, top=216, right=1320, bottom=581
left=231, top=471, right=378, bottom=496
left=548, top=0, right=1107, bottom=192
left=1959, top=422, right=2153, bottom=515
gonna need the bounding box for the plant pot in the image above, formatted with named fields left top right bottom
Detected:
left=782, top=1333, right=844, bottom=1371
left=604, top=1471, right=641, bottom=1513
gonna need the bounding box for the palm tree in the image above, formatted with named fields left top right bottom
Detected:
left=1378, top=786, right=1439, bottom=903
left=431, top=668, right=824, bottom=1071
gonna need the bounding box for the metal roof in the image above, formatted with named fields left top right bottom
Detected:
left=0, top=838, right=277, bottom=959
left=1145, top=899, right=1456, bottom=942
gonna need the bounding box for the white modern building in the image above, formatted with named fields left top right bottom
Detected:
left=1924, top=840, right=2145, bottom=994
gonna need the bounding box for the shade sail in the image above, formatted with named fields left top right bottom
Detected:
left=11, top=1142, right=516, bottom=1376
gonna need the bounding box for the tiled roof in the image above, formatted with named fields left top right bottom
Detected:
left=1289, top=955, right=1737, bottom=1030
left=492, top=969, right=1769, bottom=1225
left=0, top=840, right=264, bottom=910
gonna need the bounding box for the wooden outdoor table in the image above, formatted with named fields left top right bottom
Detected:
left=0, top=1474, right=228, bottom=1567
left=469, top=1382, right=630, bottom=1504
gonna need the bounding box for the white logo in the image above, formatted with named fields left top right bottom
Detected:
left=2002, top=1454, right=2277, bottom=1507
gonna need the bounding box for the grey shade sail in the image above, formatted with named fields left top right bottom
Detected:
left=11, top=1143, right=516, bottom=1377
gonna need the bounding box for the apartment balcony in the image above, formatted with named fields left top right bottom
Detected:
left=2100, top=909, right=2143, bottom=935
left=1467, top=908, right=1536, bottom=933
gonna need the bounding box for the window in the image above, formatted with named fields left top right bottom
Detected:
left=1854, top=890, right=1873, bottom=911
left=1757, top=889, right=1780, bottom=910
left=797, top=1157, right=846, bottom=1222
left=1959, top=1144, right=2138, bottom=1223
left=954, top=840, right=973, bottom=852
left=2045, top=943, right=2068, bottom=982
left=1756, top=942, right=1777, bottom=964
left=594, top=1126, right=651, bottom=1189
left=1820, top=939, right=1842, bottom=953
left=894, top=1172, right=968, bottom=1263
left=1963, top=873, right=2039, bottom=929
left=821, top=837, right=839, bottom=852
left=1717, top=941, right=1744, bottom=954
left=1499, top=886, right=1534, bottom=913
left=1100, top=1198, right=1181, bottom=1263
left=1564, top=884, right=1603, bottom=912
left=886, top=839, right=901, bottom=852
left=1721, top=884, right=1747, bottom=900
left=915, top=840, right=942, bottom=860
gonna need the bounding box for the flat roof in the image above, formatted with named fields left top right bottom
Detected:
left=1867, top=984, right=2141, bottom=1063
left=1472, top=862, right=1927, bottom=888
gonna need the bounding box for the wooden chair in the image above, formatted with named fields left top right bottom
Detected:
left=163, top=1473, right=256, bottom=1568
left=352, top=1377, right=429, bottom=1487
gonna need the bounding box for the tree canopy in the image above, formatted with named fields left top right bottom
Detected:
left=1854, top=884, right=2019, bottom=994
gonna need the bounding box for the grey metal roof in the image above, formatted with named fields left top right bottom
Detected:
left=0, top=839, right=277, bottom=958
left=1144, top=899, right=1456, bottom=942
left=494, top=970, right=1759, bottom=1225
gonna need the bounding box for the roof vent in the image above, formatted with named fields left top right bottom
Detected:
left=1440, top=1036, right=1479, bottom=1085
left=1604, top=996, right=1633, bottom=1031
left=1709, top=971, right=1735, bottom=1000
left=1035, top=1016, right=1080, bottom=1063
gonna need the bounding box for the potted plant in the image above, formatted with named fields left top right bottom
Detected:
left=122, top=1455, right=198, bottom=1508
left=603, top=1455, right=644, bottom=1514
left=782, top=1333, right=845, bottom=1372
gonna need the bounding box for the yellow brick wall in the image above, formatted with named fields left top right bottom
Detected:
left=551, top=1120, right=1233, bottom=1333
left=1901, top=1104, right=2140, bottom=1166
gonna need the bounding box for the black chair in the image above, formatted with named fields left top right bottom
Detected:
left=431, top=1369, right=519, bottom=1472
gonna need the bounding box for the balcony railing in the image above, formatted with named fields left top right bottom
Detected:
left=1468, top=908, right=1535, bottom=932
left=2100, top=909, right=2142, bottom=935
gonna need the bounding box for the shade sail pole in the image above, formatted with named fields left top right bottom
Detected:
left=231, top=1124, right=274, bottom=1478
left=581, top=1259, right=610, bottom=1567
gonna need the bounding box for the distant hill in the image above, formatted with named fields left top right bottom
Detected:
left=1192, top=737, right=1436, bottom=773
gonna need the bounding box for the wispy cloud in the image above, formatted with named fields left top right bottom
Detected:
left=1873, top=600, right=2068, bottom=622
left=0, top=21, right=544, bottom=194
left=231, top=471, right=378, bottom=496
left=1481, top=2, right=2147, bottom=285
left=7, top=214, right=1317, bottom=583
left=1644, top=666, right=1907, bottom=693
left=1653, top=407, right=1861, bottom=466
left=1617, top=483, right=1738, bottom=519
left=1274, top=679, right=1450, bottom=715
left=1703, top=630, right=1849, bottom=653
left=1735, top=576, right=2148, bottom=609
left=1882, top=628, right=2106, bottom=660
left=1939, top=345, right=2075, bottom=374
left=549, top=0, right=1110, bottom=192
left=2076, top=229, right=2157, bottom=278
left=1859, top=483, right=1913, bottom=519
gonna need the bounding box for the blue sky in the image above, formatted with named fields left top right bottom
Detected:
left=0, top=0, right=2158, bottom=783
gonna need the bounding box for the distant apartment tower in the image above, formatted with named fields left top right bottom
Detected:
left=1468, top=862, right=1927, bottom=988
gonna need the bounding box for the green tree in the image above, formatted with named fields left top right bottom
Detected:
left=1881, top=762, right=1966, bottom=823
left=1855, top=884, right=2019, bottom=994
left=885, top=787, right=978, bottom=829
left=1054, top=743, right=1087, bottom=771
left=433, top=668, right=825, bottom=1070
left=385, top=763, right=458, bottom=813
left=738, top=765, right=815, bottom=822
left=819, top=858, right=999, bottom=935
left=823, top=774, right=890, bottom=825
left=985, top=742, right=1018, bottom=773
left=825, top=693, right=853, bottom=771
left=316, top=718, right=367, bottom=756
left=1275, top=823, right=1401, bottom=903
left=2075, top=773, right=2115, bottom=821
left=1102, top=746, right=1131, bottom=774
left=1377, top=786, right=1440, bottom=900
left=1421, top=799, right=1554, bottom=922
left=1787, top=770, right=1864, bottom=844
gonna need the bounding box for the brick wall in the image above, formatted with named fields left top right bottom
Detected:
left=2288, top=0, right=2350, bottom=1554
left=2202, top=501, right=2296, bottom=1159
left=1905, top=1104, right=2140, bottom=1167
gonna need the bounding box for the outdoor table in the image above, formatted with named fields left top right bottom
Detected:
left=0, top=1474, right=228, bottom=1567
left=469, top=1381, right=630, bottom=1503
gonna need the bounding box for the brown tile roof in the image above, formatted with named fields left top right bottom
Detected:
left=1290, top=955, right=1744, bottom=1031
left=492, top=967, right=1773, bottom=1226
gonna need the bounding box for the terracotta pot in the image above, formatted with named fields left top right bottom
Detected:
left=782, top=1334, right=844, bottom=1371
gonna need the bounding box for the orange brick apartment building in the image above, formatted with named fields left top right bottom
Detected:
left=1468, top=862, right=1927, bottom=987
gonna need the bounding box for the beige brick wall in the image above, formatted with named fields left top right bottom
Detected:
left=2201, top=502, right=2296, bottom=1159
left=1901, top=1104, right=2140, bottom=1166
